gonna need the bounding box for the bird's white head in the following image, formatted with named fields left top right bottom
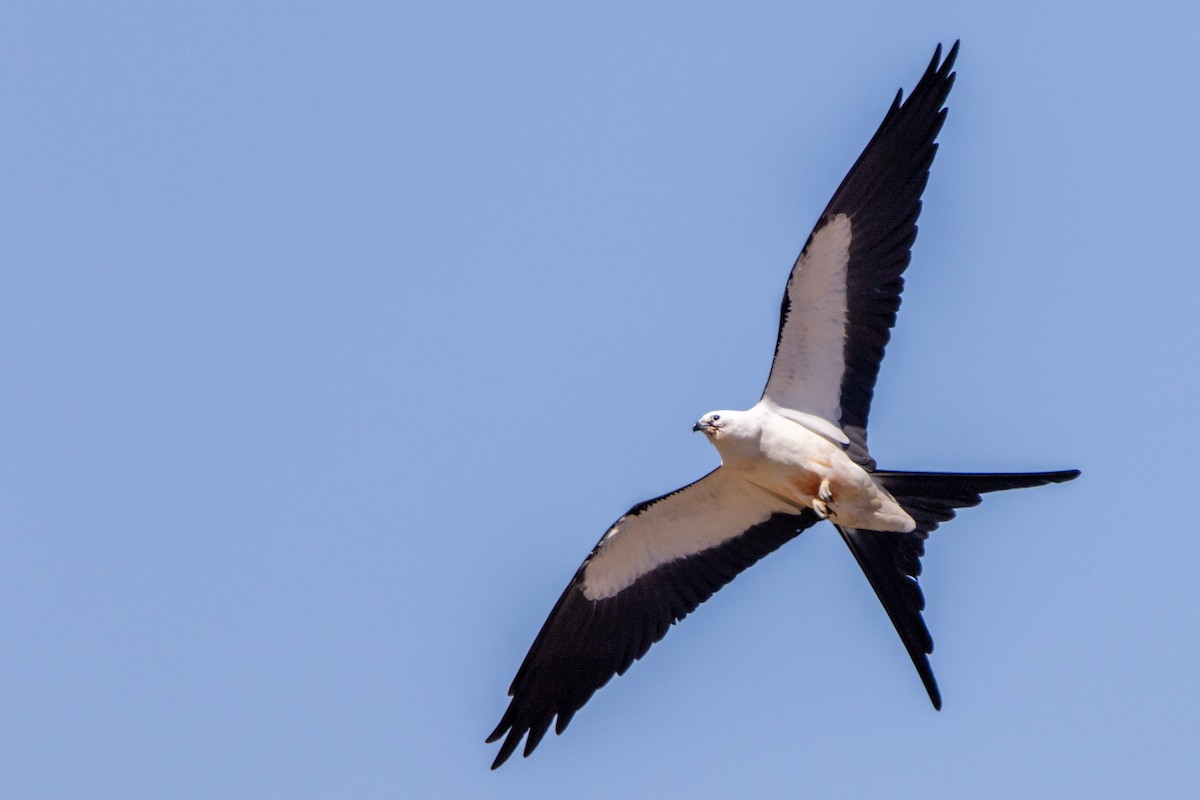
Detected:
left=693, top=409, right=761, bottom=462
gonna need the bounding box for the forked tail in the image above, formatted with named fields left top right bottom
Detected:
left=836, top=468, right=1079, bottom=709
left=876, top=469, right=1081, bottom=530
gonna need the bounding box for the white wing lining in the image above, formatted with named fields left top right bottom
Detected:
left=581, top=469, right=790, bottom=600
left=763, top=213, right=853, bottom=423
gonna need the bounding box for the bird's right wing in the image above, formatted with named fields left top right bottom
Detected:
left=488, top=468, right=819, bottom=768
left=762, top=42, right=959, bottom=468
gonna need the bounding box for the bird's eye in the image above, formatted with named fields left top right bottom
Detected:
left=712, top=414, right=721, bottom=422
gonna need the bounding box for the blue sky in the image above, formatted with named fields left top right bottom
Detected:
left=3, top=2, right=1199, bottom=798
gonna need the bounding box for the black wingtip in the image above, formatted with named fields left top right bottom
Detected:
left=924, top=41, right=959, bottom=80
left=892, top=41, right=957, bottom=111
left=927, top=41, right=959, bottom=98
left=929, top=42, right=943, bottom=72
left=939, top=40, right=960, bottom=74
left=489, top=728, right=520, bottom=770
left=486, top=710, right=521, bottom=770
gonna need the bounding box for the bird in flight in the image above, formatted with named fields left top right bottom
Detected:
left=488, top=41, right=1078, bottom=769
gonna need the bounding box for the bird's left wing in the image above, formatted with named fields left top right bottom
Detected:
left=761, top=42, right=959, bottom=467
left=488, top=468, right=819, bottom=768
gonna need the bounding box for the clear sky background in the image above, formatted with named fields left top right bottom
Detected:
left=4, top=2, right=1198, bottom=798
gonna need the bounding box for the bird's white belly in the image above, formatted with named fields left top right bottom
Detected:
left=743, top=417, right=915, bottom=532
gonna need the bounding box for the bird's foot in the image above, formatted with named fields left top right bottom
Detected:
left=813, top=478, right=837, bottom=519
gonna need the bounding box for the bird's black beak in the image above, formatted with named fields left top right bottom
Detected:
left=692, top=422, right=702, bottom=432
left=692, top=421, right=707, bottom=433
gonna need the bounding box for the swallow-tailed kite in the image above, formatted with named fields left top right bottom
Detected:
left=488, top=41, right=1078, bottom=768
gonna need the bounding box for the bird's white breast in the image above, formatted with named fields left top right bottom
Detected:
left=720, top=405, right=915, bottom=532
